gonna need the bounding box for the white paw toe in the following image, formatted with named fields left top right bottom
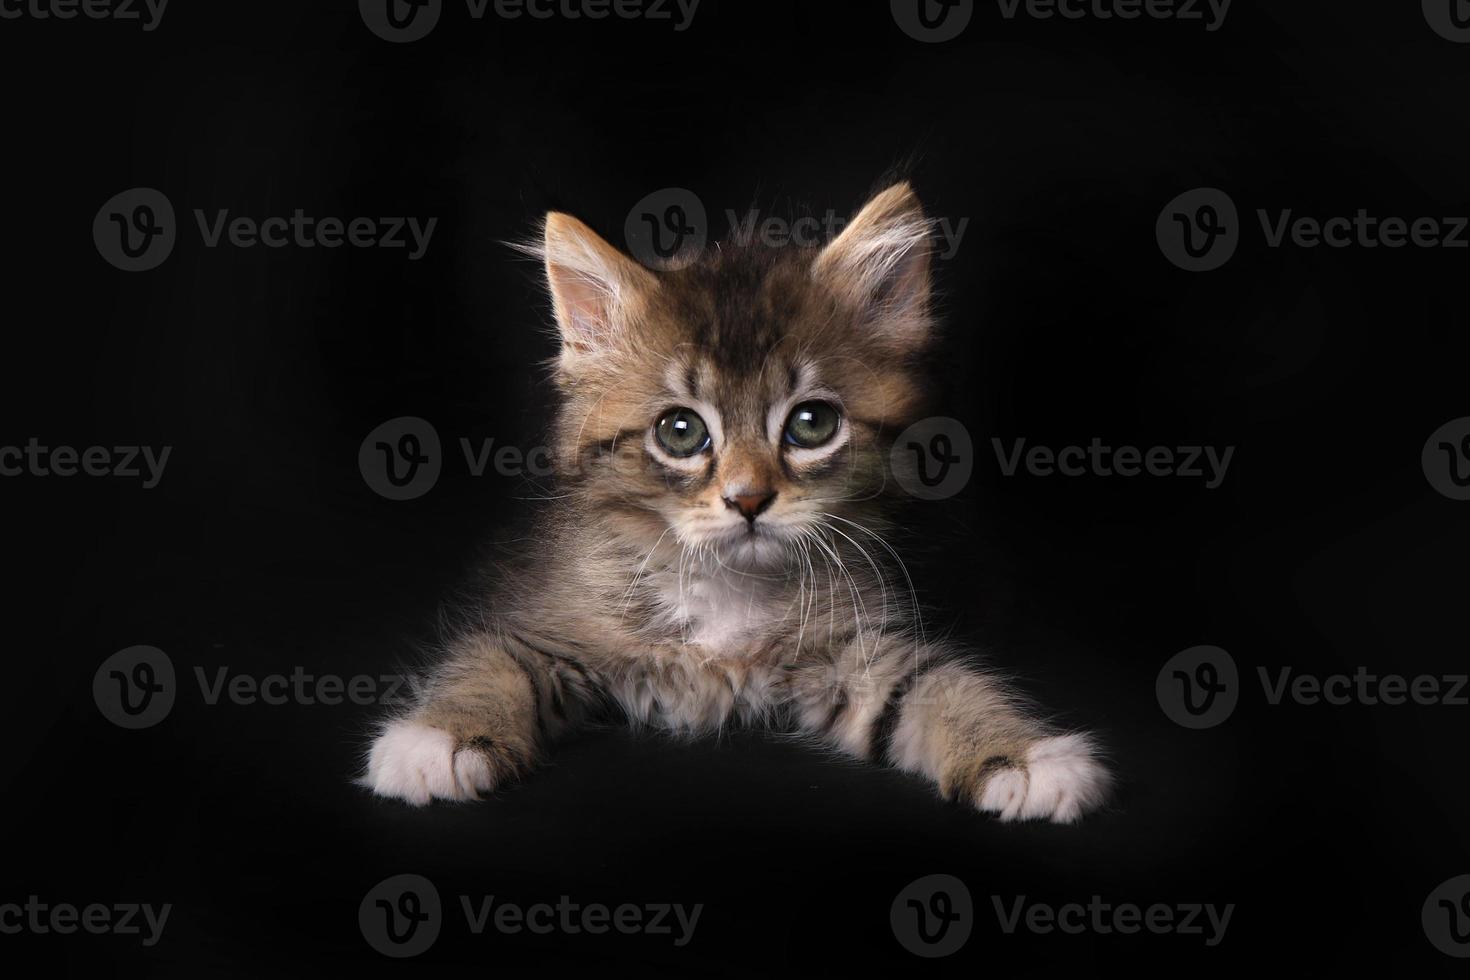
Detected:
left=366, top=721, right=495, bottom=805
left=978, top=767, right=1029, bottom=821
left=1019, top=733, right=1110, bottom=823
left=975, top=733, right=1110, bottom=824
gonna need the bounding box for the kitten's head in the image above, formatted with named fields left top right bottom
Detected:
left=538, top=182, right=937, bottom=569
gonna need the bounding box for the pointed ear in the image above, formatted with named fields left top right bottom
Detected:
left=812, top=182, right=935, bottom=349
left=541, top=211, right=658, bottom=363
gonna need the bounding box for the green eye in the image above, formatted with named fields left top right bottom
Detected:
left=654, top=408, right=711, bottom=457
left=784, top=401, right=840, bottom=448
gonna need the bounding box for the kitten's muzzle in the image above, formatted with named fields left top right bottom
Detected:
left=723, top=490, right=776, bottom=523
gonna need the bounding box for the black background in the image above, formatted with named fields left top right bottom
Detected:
left=3, top=0, right=1468, bottom=973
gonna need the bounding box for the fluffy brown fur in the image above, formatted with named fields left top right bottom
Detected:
left=364, top=182, right=1112, bottom=823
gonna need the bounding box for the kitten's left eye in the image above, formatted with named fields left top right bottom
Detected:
left=783, top=401, right=841, bottom=448
left=654, top=408, right=712, bottom=457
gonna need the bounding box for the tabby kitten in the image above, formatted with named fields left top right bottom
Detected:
left=365, top=182, right=1111, bottom=823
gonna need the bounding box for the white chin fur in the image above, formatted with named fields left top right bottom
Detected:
left=703, top=525, right=795, bottom=570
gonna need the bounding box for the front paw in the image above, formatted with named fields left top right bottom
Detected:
left=365, top=720, right=498, bottom=806
left=972, top=733, right=1111, bottom=824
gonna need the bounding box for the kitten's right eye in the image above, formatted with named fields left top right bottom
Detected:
left=653, top=408, right=711, bottom=457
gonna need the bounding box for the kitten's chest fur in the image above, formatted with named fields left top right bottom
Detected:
left=592, top=563, right=805, bottom=731
left=642, top=564, right=794, bottom=657
left=528, top=528, right=871, bottom=732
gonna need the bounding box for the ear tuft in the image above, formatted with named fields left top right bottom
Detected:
left=813, top=182, right=935, bottom=349
left=541, top=212, right=656, bottom=361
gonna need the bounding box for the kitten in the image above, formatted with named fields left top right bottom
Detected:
left=364, top=182, right=1111, bottom=823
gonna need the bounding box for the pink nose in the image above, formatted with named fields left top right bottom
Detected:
left=724, top=490, right=776, bottom=521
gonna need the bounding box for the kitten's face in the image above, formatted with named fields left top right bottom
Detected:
left=542, top=183, right=935, bottom=569
left=609, top=297, right=894, bottom=568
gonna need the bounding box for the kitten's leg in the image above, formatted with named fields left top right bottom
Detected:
left=787, top=634, right=1111, bottom=823
left=365, top=632, right=599, bottom=806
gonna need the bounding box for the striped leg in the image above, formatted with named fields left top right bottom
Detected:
left=787, top=634, right=1111, bottom=823
left=365, top=630, right=600, bottom=805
